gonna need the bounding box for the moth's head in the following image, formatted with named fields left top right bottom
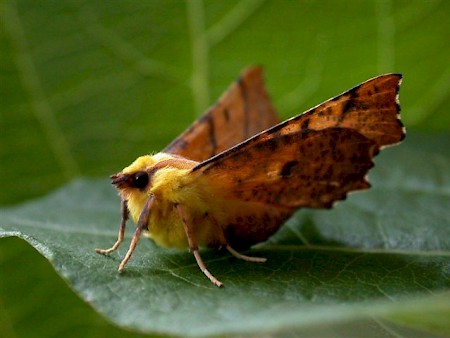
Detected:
left=110, top=153, right=174, bottom=197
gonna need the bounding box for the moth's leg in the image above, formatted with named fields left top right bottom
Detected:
left=176, top=204, right=223, bottom=287
left=118, top=196, right=154, bottom=272
left=96, top=199, right=129, bottom=254
left=225, top=245, right=267, bottom=263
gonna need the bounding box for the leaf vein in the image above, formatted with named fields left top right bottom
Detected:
left=2, top=0, right=80, bottom=179
left=186, top=0, right=210, bottom=115
left=206, top=0, right=266, bottom=47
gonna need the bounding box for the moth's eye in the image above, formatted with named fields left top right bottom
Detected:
left=133, top=171, right=149, bottom=189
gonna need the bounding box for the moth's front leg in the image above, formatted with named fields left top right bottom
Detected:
left=176, top=204, right=223, bottom=287
left=118, top=196, right=154, bottom=272
left=96, top=199, right=129, bottom=254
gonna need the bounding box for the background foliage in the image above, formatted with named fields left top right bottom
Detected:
left=1, top=0, right=449, bottom=337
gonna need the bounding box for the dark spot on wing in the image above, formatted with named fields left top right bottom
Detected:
left=280, top=160, right=299, bottom=177
left=340, top=89, right=359, bottom=122
left=223, top=108, right=230, bottom=122
left=200, top=114, right=218, bottom=156
left=301, top=118, right=310, bottom=130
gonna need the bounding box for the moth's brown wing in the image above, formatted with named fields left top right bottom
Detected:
left=194, top=128, right=379, bottom=249
left=194, top=73, right=404, bottom=207
left=194, top=128, right=378, bottom=209
left=163, top=67, right=280, bottom=162
left=296, top=74, right=404, bottom=147
left=192, top=74, right=404, bottom=249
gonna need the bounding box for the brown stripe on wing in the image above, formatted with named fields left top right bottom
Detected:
left=237, top=74, right=251, bottom=139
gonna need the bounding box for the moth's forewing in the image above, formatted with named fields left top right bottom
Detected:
left=163, top=67, right=280, bottom=162
left=196, top=128, right=378, bottom=208
left=193, top=74, right=403, bottom=247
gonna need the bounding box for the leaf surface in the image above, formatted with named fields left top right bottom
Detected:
left=1, top=136, right=449, bottom=336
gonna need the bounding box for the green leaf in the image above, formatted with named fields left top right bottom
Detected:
left=1, top=135, right=449, bottom=337
left=1, top=1, right=449, bottom=336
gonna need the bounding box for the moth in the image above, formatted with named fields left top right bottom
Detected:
left=96, top=67, right=405, bottom=287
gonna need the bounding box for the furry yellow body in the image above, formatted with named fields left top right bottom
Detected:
left=120, top=154, right=226, bottom=249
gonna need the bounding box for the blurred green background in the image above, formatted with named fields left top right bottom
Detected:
left=1, top=0, right=449, bottom=337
